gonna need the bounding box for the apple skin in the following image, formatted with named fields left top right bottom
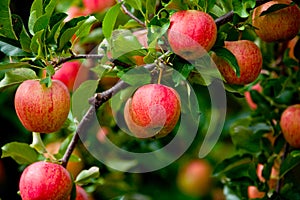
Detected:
left=124, top=84, right=181, bottom=138
left=213, top=40, right=263, bottom=85
left=167, top=10, right=217, bottom=60
left=176, top=159, right=212, bottom=197
left=52, top=61, right=88, bottom=92
left=244, top=83, right=263, bottom=110
left=280, top=104, right=300, bottom=148
left=252, top=0, right=300, bottom=42
left=14, top=80, right=70, bottom=133
left=19, top=161, right=73, bottom=200
left=82, top=0, right=115, bottom=14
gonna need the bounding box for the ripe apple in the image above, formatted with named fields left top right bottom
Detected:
left=14, top=79, right=70, bottom=133
left=19, top=161, right=73, bottom=200
left=124, top=84, right=181, bottom=138
left=244, top=83, right=263, bottom=110
left=256, top=163, right=279, bottom=189
left=176, top=159, right=212, bottom=197
left=45, top=141, right=85, bottom=178
left=252, top=0, right=300, bottom=42
left=280, top=104, right=300, bottom=148
left=65, top=6, right=89, bottom=22
left=82, top=0, right=115, bottom=14
left=52, top=61, right=89, bottom=92
left=213, top=40, right=263, bottom=85
left=167, top=10, right=217, bottom=60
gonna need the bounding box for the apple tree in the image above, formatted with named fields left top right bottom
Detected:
left=0, top=0, right=299, bottom=199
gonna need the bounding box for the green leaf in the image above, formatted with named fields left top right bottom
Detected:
left=120, top=66, right=151, bottom=86
left=102, top=3, right=122, bottom=39
left=0, top=0, right=17, bottom=39
left=33, top=0, right=58, bottom=33
left=0, top=68, right=38, bottom=91
left=280, top=151, right=300, bottom=178
left=0, top=62, right=37, bottom=71
left=232, top=0, right=256, bottom=18
left=146, top=0, right=156, bottom=20
left=30, top=29, right=44, bottom=57
left=57, top=16, right=88, bottom=52
left=20, top=26, right=32, bottom=53
left=46, top=13, right=68, bottom=44
left=213, top=46, right=240, bottom=78
left=1, top=142, right=39, bottom=165
left=125, top=0, right=143, bottom=11
left=259, top=4, right=291, bottom=17
left=214, top=153, right=253, bottom=177
left=75, top=166, right=100, bottom=185
left=28, top=0, right=43, bottom=35
left=72, top=80, right=98, bottom=121
left=0, top=39, right=31, bottom=56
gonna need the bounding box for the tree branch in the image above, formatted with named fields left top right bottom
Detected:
left=118, top=0, right=146, bottom=28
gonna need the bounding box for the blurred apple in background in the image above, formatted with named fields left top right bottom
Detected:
left=244, top=83, right=263, bottom=110
left=177, top=159, right=213, bottom=197
left=83, top=0, right=115, bottom=14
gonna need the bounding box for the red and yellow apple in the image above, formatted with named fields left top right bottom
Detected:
left=167, top=10, right=217, bottom=60
left=124, top=84, right=181, bottom=138
left=19, top=161, right=73, bottom=200
left=14, top=80, right=70, bottom=133
left=83, top=0, right=115, bottom=14
left=248, top=185, right=265, bottom=199
left=213, top=40, right=263, bottom=85
left=280, top=104, right=300, bottom=148
left=287, top=36, right=299, bottom=62
left=252, top=0, right=300, bottom=42
left=72, top=185, right=89, bottom=200
left=177, top=159, right=213, bottom=197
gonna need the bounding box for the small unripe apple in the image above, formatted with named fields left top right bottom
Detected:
left=252, top=0, right=300, bottom=42
left=213, top=40, right=263, bottom=85
left=244, top=83, right=263, bottom=110
left=52, top=61, right=89, bottom=92
left=19, top=161, right=73, bottom=200
left=177, top=159, right=212, bottom=197
left=280, top=104, right=300, bottom=148
left=83, top=0, right=115, bottom=14
left=14, top=80, right=70, bottom=133
left=167, top=10, right=217, bottom=60
left=124, top=84, right=181, bottom=138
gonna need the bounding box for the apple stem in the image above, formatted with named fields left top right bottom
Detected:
left=30, top=132, right=56, bottom=161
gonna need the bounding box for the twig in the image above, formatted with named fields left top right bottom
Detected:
left=276, top=142, right=289, bottom=194
left=118, top=0, right=146, bottom=28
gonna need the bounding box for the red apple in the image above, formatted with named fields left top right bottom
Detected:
left=124, top=84, right=181, bottom=138
left=177, top=159, right=213, bottom=197
left=244, top=83, right=263, bottom=110
left=280, top=104, right=300, bottom=148
left=287, top=36, right=299, bottom=62
left=52, top=61, right=89, bottom=92
left=167, top=10, right=217, bottom=60
left=252, top=0, right=300, bottom=42
left=19, top=161, right=73, bottom=200
left=83, top=0, right=115, bottom=14
left=14, top=79, right=70, bottom=133
left=65, top=6, right=89, bottom=22
left=213, top=40, right=263, bottom=85
left=256, top=163, right=279, bottom=189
